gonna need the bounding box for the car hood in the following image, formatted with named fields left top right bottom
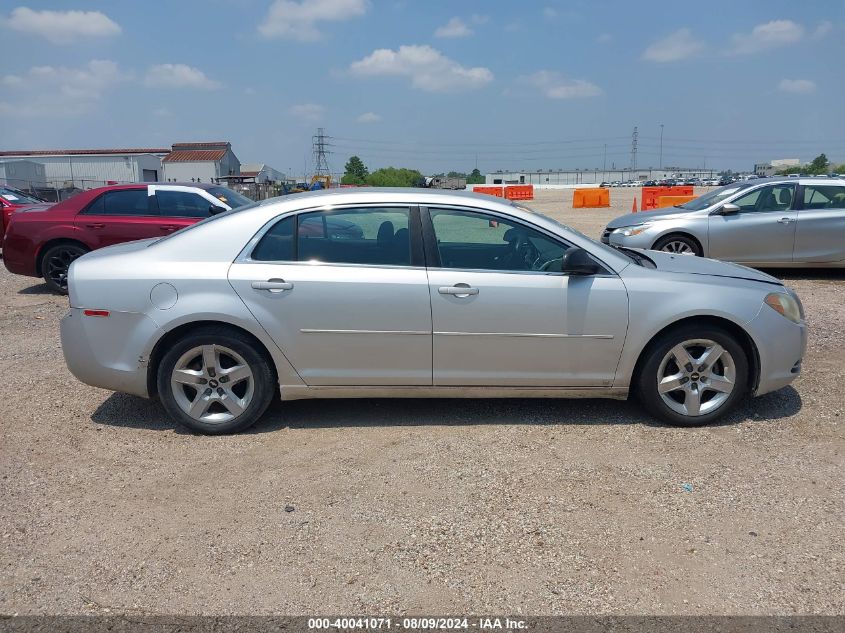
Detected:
left=606, top=206, right=705, bottom=229
left=636, top=249, right=782, bottom=285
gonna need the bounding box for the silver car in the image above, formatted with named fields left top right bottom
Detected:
left=603, top=177, right=845, bottom=266
left=61, top=188, right=806, bottom=434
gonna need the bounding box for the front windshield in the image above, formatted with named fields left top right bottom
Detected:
left=0, top=187, right=44, bottom=205
left=677, top=183, right=751, bottom=211
left=207, top=186, right=254, bottom=209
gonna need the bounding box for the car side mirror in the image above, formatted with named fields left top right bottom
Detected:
left=209, top=204, right=227, bottom=216
left=561, top=247, right=600, bottom=276
left=714, top=203, right=740, bottom=216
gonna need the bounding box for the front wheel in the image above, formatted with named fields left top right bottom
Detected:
left=653, top=234, right=702, bottom=256
left=157, top=328, right=276, bottom=434
left=636, top=325, right=749, bottom=427
left=41, top=243, right=89, bottom=294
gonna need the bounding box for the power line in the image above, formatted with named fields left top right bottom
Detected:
left=312, top=127, right=332, bottom=176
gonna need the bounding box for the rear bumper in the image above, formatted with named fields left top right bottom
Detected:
left=60, top=308, right=159, bottom=398
left=747, top=305, right=807, bottom=396
left=1, top=233, right=39, bottom=276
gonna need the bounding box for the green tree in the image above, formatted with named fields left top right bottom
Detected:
left=366, top=167, right=424, bottom=187
left=809, top=153, right=829, bottom=173
left=467, top=168, right=485, bottom=184
left=447, top=171, right=467, bottom=179
left=341, top=155, right=369, bottom=185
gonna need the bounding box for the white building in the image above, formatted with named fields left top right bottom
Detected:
left=161, top=142, right=240, bottom=183
left=239, top=163, right=284, bottom=184
left=486, top=167, right=716, bottom=187
left=754, top=158, right=801, bottom=177
left=0, top=148, right=168, bottom=188
left=0, top=160, right=47, bottom=190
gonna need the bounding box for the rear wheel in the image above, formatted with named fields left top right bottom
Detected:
left=41, top=243, right=88, bottom=294
left=653, top=234, right=701, bottom=256
left=636, top=325, right=749, bottom=426
left=157, top=328, right=275, bottom=434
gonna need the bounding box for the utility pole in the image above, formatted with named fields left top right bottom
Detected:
left=312, top=127, right=332, bottom=176
left=630, top=126, right=638, bottom=172
left=603, top=143, right=607, bottom=173
left=659, top=123, right=664, bottom=169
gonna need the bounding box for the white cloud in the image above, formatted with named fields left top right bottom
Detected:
left=778, top=78, right=816, bottom=94
left=0, top=59, right=126, bottom=117
left=729, top=20, right=804, bottom=55
left=596, top=33, right=612, bottom=44
left=259, top=0, right=368, bottom=40
left=144, top=64, right=221, bottom=90
left=290, top=103, right=326, bottom=121
left=642, top=28, right=704, bottom=62
left=356, top=111, right=381, bottom=123
left=350, top=45, right=493, bottom=92
left=2, top=7, right=121, bottom=44
left=434, top=17, right=472, bottom=38
left=812, top=20, right=833, bottom=40
left=523, top=71, right=602, bottom=99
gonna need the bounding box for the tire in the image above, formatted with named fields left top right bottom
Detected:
left=157, top=327, right=276, bottom=434
left=41, top=243, right=89, bottom=294
left=652, top=234, right=702, bottom=257
left=636, top=324, right=749, bottom=427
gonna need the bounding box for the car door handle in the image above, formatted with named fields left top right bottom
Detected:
left=159, top=224, right=178, bottom=231
left=439, top=284, right=479, bottom=297
left=251, top=279, right=293, bottom=292
left=777, top=217, right=795, bottom=224
left=85, top=223, right=105, bottom=229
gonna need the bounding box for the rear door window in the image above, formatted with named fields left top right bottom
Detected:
left=84, top=189, right=153, bottom=216
left=802, top=185, right=845, bottom=210
left=156, top=190, right=213, bottom=218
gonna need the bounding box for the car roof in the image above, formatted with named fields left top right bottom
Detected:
left=83, top=182, right=225, bottom=194
left=734, top=176, right=844, bottom=186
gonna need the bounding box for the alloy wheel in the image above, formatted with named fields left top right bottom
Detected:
left=656, top=339, right=736, bottom=417
left=44, top=247, right=84, bottom=290
left=659, top=240, right=696, bottom=255
left=170, top=344, right=255, bottom=424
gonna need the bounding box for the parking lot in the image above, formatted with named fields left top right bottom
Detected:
left=0, top=187, right=842, bottom=615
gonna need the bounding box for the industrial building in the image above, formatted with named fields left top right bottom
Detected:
left=239, top=163, right=285, bottom=184
left=0, top=160, right=47, bottom=190
left=754, top=158, right=801, bottom=177
left=486, top=168, right=717, bottom=187
left=0, top=148, right=169, bottom=189
left=161, top=142, right=241, bottom=183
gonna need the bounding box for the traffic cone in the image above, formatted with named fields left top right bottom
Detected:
left=632, top=197, right=638, bottom=213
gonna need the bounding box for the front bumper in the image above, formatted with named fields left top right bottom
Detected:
left=746, top=304, right=807, bottom=396
left=60, top=308, right=160, bottom=398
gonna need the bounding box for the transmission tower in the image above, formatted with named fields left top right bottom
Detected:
left=630, top=126, right=638, bottom=171
left=312, top=127, right=332, bottom=176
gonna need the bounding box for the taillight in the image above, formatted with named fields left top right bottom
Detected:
left=82, top=309, right=110, bottom=317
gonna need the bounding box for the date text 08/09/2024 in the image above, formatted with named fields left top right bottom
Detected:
left=308, top=618, right=528, bottom=630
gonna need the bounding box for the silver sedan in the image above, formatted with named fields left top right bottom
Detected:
left=61, top=188, right=807, bottom=434
left=603, top=177, right=845, bottom=266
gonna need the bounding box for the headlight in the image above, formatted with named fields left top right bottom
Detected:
left=764, top=292, right=803, bottom=324
left=613, top=224, right=651, bottom=237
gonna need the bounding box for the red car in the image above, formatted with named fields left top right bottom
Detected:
left=0, top=186, right=48, bottom=237
left=2, top=183, right=252, bottom=293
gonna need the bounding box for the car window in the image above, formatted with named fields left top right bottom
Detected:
left=252, top=216, right=294, bottom=261
left=157, top=190, right=212, bottom=218
left=730, top=185, right=794, bottom=213
left=802, top=185, right=845, bottom=210
left=430, top=208, right=570, bottom=272
left=83, top=189, right=152, bottom=216
left=297, top=207, right=411, bottom=266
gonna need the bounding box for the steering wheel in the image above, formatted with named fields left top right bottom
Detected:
left=503, top=231, right=540, bottom=270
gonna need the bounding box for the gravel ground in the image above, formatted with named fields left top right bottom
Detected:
left=0, top=188, right=842, bottom=615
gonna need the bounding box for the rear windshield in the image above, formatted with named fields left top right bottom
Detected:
left=206, top=186, right=253, bottom=209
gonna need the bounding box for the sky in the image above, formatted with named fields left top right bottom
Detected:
left=1, top=0, right=843, bottom=177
